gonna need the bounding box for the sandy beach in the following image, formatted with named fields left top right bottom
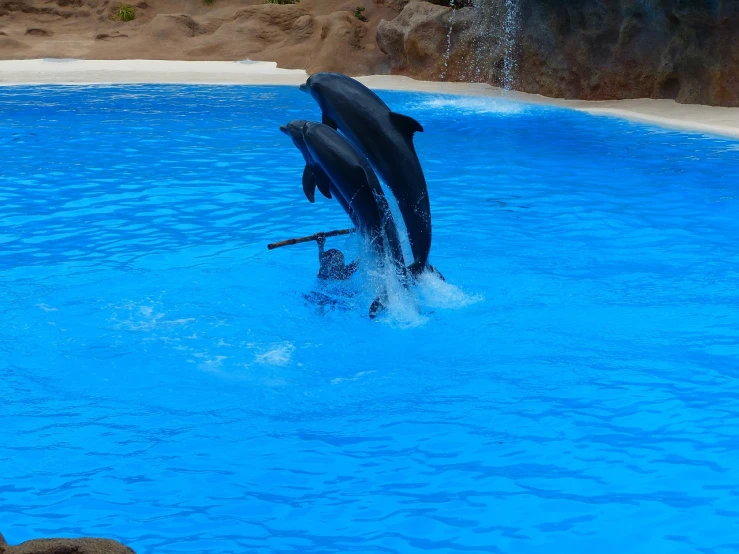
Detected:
left=2, top=59, right=739, bottom=139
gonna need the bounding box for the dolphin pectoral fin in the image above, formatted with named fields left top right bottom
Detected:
left=302, top=166, right=317, bottom=203
left=314, top=168, right=333, bottom=200
left=322, top=113, right=338, bottom=130
left=389, top=112, right=424, bottom=137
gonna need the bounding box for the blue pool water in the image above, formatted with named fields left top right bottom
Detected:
left=1, top=85, right=738, bottom=553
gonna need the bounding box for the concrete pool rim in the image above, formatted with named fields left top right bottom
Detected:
left=2, top=59, right=739, bottom=140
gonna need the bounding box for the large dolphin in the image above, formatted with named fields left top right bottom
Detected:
left=300, top=72, right=433, bottom=276
left=280, top=120, right=357, bottom=225
left=299, top=121, right=408, bottom=285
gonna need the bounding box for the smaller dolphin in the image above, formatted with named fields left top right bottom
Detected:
left=280, top=120, right=357, bottom=226
left=300, top=122, right=409, bottom=317
left=279, top=119, right=333, bottom=204
left=300, top=122, right=407, bottom=278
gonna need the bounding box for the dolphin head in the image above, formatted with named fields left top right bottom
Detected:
left=300, top=121, right=321, bottom=138
left=299, top=75, right=311, bottom=93
left=299, top=73, right=338, bottom=105
left=280, top=119, right=308, bottom=141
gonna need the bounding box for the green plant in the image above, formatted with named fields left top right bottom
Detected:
left=264, top=0, right=300, bottom=4
left=354, top=6, right=367, bottom=21
left=113, top=3, right=135, bottom=21
left=203, top=0, right=213, bottom=4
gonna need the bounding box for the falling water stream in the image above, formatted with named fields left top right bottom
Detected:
left=501, top=0, right=520, bottom=90
left=440, top=0, right=520, bottom=90
left=440, top=0, right=457, bottom=83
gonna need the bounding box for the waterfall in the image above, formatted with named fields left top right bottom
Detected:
left=501, top=0, right=520, bottom=91
left=467, top=0, right=503, bottom=83
left=439, top=0, right=520, bottom=90
left=440, top=0, right=457, bottom=82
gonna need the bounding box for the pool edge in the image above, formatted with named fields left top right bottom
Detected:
left=2, top=59, right=738, bottom=140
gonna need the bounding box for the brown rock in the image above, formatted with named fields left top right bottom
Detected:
left=2, top=0, right=738, bottom=106
left=378, top=0, right=739, bottom=106
left=140, top=14, right=211, bottom=42
left=0, top=0, right=395, bottom=76
left=0, top=35, right=30, bottom=50
left=0, top=532, right=134, bottom=554
left=377, top=0, right=500, bottom=82
left=377, top=1, right=448, bottom=77
left=24, top=28, right=51, bottom=37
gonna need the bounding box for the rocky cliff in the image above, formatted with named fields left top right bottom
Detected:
left=377, top=0, right=739, bottom=106
left=0, top=532, right=134, bottom=554
left=1, top=0, right=737, bottom=106
left=0, top=0, right=395, bottom=75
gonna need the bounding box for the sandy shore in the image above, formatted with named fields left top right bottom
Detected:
left=2, top=59, right=739, bottom=139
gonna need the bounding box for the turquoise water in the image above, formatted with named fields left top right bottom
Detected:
left=1, top=85, right=738, bottom=553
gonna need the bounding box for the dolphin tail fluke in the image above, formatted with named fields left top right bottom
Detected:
left=408, top=261, right=445, bottom=282
left=426, top=263, right=445, bottom=282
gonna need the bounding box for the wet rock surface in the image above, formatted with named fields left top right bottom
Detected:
left=0, top=532, right=135, bottom=554
left=377, top=0, right=739, bottom=106
left=0, top=0, right=737, bottom=105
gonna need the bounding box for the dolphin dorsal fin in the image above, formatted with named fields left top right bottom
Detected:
left=322, top=113, right=338, bottom=130
left=389, top=111, right=424, bottom=137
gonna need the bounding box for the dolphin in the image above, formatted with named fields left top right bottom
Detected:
left=299, top=72, right=433, bottom=276
left=279, top=119, right=333, bottom=204
left=300, top=122, right=408, bottom=285
left=280, top=120, right=357, bottom=225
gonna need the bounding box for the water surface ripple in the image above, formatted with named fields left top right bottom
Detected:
left=1, top=86, right=738, bottom=554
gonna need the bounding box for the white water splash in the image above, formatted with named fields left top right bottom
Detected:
left=331, top=370, right=376, bottom=385
left=194, top=341, right=295, bottom=382
left=111, top=301, right=196, bottom=332
left=361, top=248, right=482, bottom=328
left=412, top=95, right=528, bottom=115
left=253, top=342, right=295, bottom=366
left=417, top=272, right=484, bottom=309
left=365, top=259, right=428, bottom=329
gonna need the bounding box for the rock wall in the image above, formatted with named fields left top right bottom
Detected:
left=0, top=532, right=135, bottom=554
left=2, top=0, right=738, bottom=106
left=0, top=0, right=395, bottom=76
left=377, top=0, right=739, bottom=106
